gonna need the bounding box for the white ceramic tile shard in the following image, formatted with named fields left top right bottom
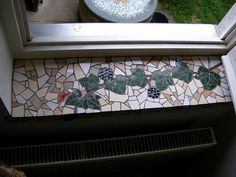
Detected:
left=109, top=91, right=129, bottom=102
left=79, top=62, right=91, bottom=75
left=121, top=103, right=130, bottom=110
left=207, top=97, right=217, bottom=104
left=170, top=60, right=176, bottom=67
left=66, top=64, right=74, bottom=78
left=45, top=93, right=58, bottom=101
left=157, top=61, right=166, bottom=70
left=188, top=80, right=198, bottom=95
left=16, top=95, right=26, bottom=104
left=58, top=65, right=67, bottom=76
left=112, top=102, right=121, bottom=111
left=212, top=86, right=224, bottom=97
left=199, top=95, right=208, bottom=104
left=128, top=100, right=140, bottom=110
left=145, top=101, right=162, bottom=109
left=13, top=72, right=27, bottom=82
left=137, top=90, right=148, bottom=104
left=29, top=79, right=38, bottom=92
left=46, top=102, right=59, bottom=111
left=15, top=67, right=26, bottom=74
left=12, top=105, right=24, bottom=117
left=36, top=87, right=49, bottom=98
left=183, top=97, right=190, bottom=105
left=222, top=87, right=231, bottom=96
left=13, top=81, right=26, bottom=95
left=21, top=89, right=34, bottom=100
left=32, top=60, right=45, bottom=77
left=102, top=105, right=112, bottom=112
left=45, top=60, right=58, bottom=68
left=114, top=67, right=126, bottom=75
left=38, top=74, right=49, bottom=88
left=63, top=107, right=74, bottom=114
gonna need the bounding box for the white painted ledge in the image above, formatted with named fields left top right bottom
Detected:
left=217, top=2, right=236, bottom=40
left=222, top=46, right=236, bottom=113
left=29, top=23, right=223, bottom=44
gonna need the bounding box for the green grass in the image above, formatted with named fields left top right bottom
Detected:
left=159, top=0, right=235, bottom=24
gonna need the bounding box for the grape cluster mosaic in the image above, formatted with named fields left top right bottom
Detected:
left=12, top=56, right=231, bottom=117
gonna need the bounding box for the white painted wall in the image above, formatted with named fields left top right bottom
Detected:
left=0, top=21, right=13, bottom=113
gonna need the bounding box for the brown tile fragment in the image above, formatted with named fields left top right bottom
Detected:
left=46, top=68, right=52, bottom=76
left=25, top=60, right=34, bottom=71
left=57, top=75, right=66, bottom=83
left=203, top=90, right=212, bottom=97
left=212, top=68, right=220, bottom=74
left=14, top=60, right=25, bottom=68
left=63, top=82, right=73, bottom=90
left=52, top=69, right=59, bottom=76
left=12, top=102, right=22, bottom=107
left=29, top=94, right=43, bottom=110
left=54, top=108, right=62, bottom=115
left=210, top=93, right=216, bottom=97
left=48, top=77, right=56, bottom=84
left=26, top=71, right=31, bottom=77
left=52, top=87, right=61, bottom=93
left=30, top=75, right=38, bottom=81
left=56, top=59, right=66, bottom=68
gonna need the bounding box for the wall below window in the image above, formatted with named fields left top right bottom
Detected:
left=0, top=21, right=13, bottom=114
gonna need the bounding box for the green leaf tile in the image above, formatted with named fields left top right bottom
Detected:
left=127, top=68, right=148, bottom=88
left=79, top=74, right=99, bottom=92
left=172, top=61, right=193, bottom=83
left=151, top=71, right=174, bottom=91
left=195, top=66, right=221, bottom=90
left=65, top=93, right=101, bottom=110
left=105, top=75, right=128, bottom=94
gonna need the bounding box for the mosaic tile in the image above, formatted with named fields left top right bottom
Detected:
left=21, top=89, right=34, bottom=100
left=11, top=56, right=232, bottom=117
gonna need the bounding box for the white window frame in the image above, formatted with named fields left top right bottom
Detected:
left=0, top=0, right=235, bottom=58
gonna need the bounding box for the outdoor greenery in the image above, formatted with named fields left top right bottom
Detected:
left=159, top=0, right=235, bottom=23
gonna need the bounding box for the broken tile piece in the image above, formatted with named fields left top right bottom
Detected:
left=38, top=74, right=49, bottom=88
left=176, top=84, right=185, bottom=96
left=207, top=96, right=217, bottom=103
left=13, top=81, right=26, bottom=95
left=66, top=64, right=74, bottom=78
left=145, top=101, right=162, bottom=109
left=12, top=105, right=24, bottom=117
left=36, top=87, right=49, bottom=98
left=80, top=62, right=91, bottom=75
left=212, top=86, right=224, bottom=97
left=32, top=60, right=45, bottom=77
left=46, top=102, right=59, bottom=111
left=21, top=89, right=34, bottom=100
left=13, top=72, right=27, bottom=82
left=29, top=79, right=38, bottom=92
left=199, top=95, right=208, bottom=104
left=45, top=93, right=58, bottom=101
left=102, top=105, right=112, bottom=112
left=74, top=63, right=85, bottom=80
left=112, top=102, right=120, bottom=111
left=45, top=60, right=58, bottom=68
left=109, top=91, right=128, bottom=102
left=114, top=67, right=126, bottom=75
left=29, top=94, right=42, bottom=110
left=16, top=95, right=26, bottom=104
left=128, top=100, right=140, bottom=110
left=63, top=107, right=74, bottom=114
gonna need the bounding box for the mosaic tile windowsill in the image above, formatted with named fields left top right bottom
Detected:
left=12, top=56, right=231, bottom=117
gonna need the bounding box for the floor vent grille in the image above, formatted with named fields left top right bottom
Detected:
left=0, top=127, right=216, bottom=168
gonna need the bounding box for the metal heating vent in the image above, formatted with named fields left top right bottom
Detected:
left=0, top=127, right=216, bottom=168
